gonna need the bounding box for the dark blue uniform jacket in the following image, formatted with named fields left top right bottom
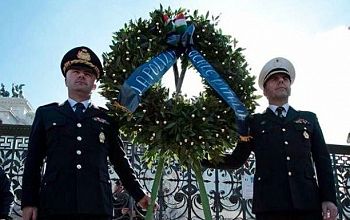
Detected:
left=205, top=107, right=337, bottom=213
left=21, top=101, right=145, bottom=217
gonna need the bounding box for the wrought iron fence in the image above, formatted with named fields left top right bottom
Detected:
left=1, top=124, right=349, bottom=220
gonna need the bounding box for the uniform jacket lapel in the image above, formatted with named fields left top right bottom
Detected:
left=57, top=100, right=76, bottom=120
left=264, top=106, right=299, bottom=124
left=264, top=108, right=281, bottom=124
left=84, top=104, right=102, bottom=119
left=57, top=101, right=102, bottom=121
left=284, top=107, right=299, bottom=123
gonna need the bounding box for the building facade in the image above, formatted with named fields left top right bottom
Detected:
left=0, top=97, right=34, bottom=125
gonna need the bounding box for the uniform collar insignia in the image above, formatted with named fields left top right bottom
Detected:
left=93, top=117, right=110, bottom=125
left=294, top=118, right=309, bottom=124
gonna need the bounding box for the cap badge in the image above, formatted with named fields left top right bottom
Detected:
left=77, top=49, right=91, bottom=61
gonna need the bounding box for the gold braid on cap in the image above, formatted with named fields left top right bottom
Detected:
left=63, top=60, right=100, bottom=78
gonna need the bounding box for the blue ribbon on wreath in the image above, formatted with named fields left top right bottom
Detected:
left=118, top=20, right=249, bottom=136
left=118, top=50, right=177, bottom=113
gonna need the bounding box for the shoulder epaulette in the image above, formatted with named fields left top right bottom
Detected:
left=298, top=110, right=314, bottom=115
left=251, top=112, right=263, bottom=119
left=298, top=110, right=316, bottom=118
left=40, top=102, right=59, bottom=108
left=97, top=106, right=108, bottom=112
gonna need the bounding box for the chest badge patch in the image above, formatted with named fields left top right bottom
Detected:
left=93, top=117, right=110, bottom=125
left=99, top=132, right=105, bottom=143
left=294, top=118, right=309, bottom=124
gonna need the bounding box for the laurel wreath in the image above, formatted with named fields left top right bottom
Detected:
left=101, top=5, right=258, bottom=166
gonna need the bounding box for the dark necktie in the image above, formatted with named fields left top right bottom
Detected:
left=74, top=103, right=85, bottom=119
left=276, top=106, right=285, bottom=118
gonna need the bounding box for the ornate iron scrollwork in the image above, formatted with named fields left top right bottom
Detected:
left=1, top=125, right=350, bottom=220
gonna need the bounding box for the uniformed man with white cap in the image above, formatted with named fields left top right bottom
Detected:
left=203, top=57, right=338, bottom=220
left=21, top=46, right=153, bottom=220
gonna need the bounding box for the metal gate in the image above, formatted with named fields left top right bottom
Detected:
left=1, top=124, right=349, bottom=219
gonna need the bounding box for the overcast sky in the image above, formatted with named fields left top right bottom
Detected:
left=1, top=0, right=349, bottom=145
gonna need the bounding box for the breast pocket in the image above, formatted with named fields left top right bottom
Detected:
left=253, top=126, right=274, bottom=152
left=44, top=118, right=67, bottom=145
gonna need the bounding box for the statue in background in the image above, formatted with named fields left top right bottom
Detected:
left=0, top=83, right=26, bottom=98
left=18, top=84, right=25, bottom=98
left=0, top=83, right=10, bottom=97
left=11, top=83, right=25, bottom=98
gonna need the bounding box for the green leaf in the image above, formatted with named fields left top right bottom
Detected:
left=164, top=121, right=177, bottom=130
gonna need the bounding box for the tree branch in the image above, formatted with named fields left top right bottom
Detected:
left=175, top=59, right=188, bottom=95
left=173, top=62, right=179, bottom=89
